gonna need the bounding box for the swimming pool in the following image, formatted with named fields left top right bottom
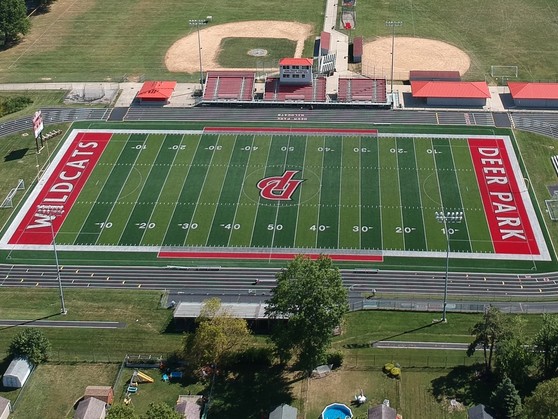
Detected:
left=321, top=403, right=353, bottom=419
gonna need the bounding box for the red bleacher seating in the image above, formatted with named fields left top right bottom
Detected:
left=203, top=71, right=255, bottom=101
left=337, top=78, right=387, bottom=103
left=264, top=77, right=327, bottom=102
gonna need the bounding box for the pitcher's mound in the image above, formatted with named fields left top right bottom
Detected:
left=363, top=37, right=470, bottom=80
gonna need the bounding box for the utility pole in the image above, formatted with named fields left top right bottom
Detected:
left=385, top=20, right=403, bottom=95
left=37, top=205, right=67, bottom=315
left=189, top=18, right=211, bottom=90
left=435, top=210, right=463, bottom=323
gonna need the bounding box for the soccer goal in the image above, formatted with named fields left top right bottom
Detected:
left=490, top=65, right=518, bottom=79
left=0, top=179, right=25, bottom=209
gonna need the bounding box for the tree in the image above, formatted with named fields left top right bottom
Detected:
left=265, top=255, right=348, bottom=372
left=143, top=402, right=181, bottom=419
left=9, top=328, right=51, bottom=364
left=491, top=376, right=522, bottom=418
left=495, top=316, right=533, bottom=390
left=0, top=0, right=30, bottom=45
left=183, top=298, right=251, bottom=367
left=533, top=314, right=558, bottom=379
left=106, top=405, right=138, bottom=419
left=467, top=306, right=505, bottom=374
left=523, top=378, right=558, bottom=419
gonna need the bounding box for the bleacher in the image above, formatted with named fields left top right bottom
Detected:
left=264, top=77, right=327, bottom=102
left=203, top=71, right=255, bottom=102
left=337, top=78, right=387, bottom=103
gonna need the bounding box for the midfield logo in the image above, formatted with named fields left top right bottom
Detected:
left=257, top=170, right=304, bottom=201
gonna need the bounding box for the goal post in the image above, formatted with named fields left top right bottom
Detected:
left=490, top=65, right=518, bottom=78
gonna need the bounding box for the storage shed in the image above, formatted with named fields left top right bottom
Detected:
left=83, top=386, right=114, bottom=405
left=368, top=404, right=397, bottom=419
left=269, top=403, right=298, bottom=419
left=2, top=358, right=32, bottom=388
left=0, top=396, right=11, bottom=419
left=74, top=397, right=106, bottom=419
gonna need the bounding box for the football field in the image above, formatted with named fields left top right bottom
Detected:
left=1, top=127, right=550, bottom=263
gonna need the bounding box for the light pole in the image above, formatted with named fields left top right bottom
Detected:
left=37, top=204, right=67, bottom=315
left=189, top=18, right=210, bottom=90
left=435, top=210, right=463, bottom=323
left=385, top=20, right=403, bottom=95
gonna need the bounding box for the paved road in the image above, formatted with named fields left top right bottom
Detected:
left=0, top=319, right=125, bottom=328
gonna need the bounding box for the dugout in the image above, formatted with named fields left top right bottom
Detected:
left=136, top=81, right=176, bottom=105
left=410, top=80, right=490, bottom=107
left=508, top=81, right=558, bottom=108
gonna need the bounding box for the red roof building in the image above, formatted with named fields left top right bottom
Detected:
left=320, top=32, right=331, bottom=55
left=411, top=81, right=490, bottom=106
left=136, top=81, right=176, bottom=103
left=508, top=82, right=558, bottom=107
left=279, top=58, right=314, bottom=85
left=279, top=58, right=313, bottom=67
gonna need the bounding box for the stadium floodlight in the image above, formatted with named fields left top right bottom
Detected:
left=36, top=204, right=67, bottom=315
left=435, top=210, right=463, bottom=323
left=385, top=20, right=403, bottom=95
left=189, top=19, right=210, bottom=90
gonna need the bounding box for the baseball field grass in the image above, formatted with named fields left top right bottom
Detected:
left=217, top=38, right=297, bottom=68
left=0, top=0, right=556, bottom=82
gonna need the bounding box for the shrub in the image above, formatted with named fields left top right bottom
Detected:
left=383, top=362, right=394, bottom=374
left=390, top=367, right=401, bottom=378
left=326, top=351, right=344, bottom=369
left=0, top=96, right=33, bottom=117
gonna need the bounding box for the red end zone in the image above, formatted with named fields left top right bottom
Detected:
left=8, top=132, right=111, bottom=245
left=468, top=138, right=539, bottom=255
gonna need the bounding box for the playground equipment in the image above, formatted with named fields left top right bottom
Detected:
left=135, top=371, right=154, bottom=383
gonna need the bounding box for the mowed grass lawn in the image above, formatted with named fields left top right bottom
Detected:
left=0, top=0, right=556, bottom=82
left=297, top=369, right=468, bottom=419
left=5, top=363, right=119, bottom=419
left=0, top=0, right=324, bottom=83
left=0, top=289, right=183, bottom=361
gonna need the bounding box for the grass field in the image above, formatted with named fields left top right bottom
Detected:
left=217, top=38, right=296, bottom=68
left=6, top=363, right=119, bottom=419
left=0, top=0, right=556, bottom=82
left=2, top=127, right=548, bottom=267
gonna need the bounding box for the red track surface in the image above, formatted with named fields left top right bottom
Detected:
left=204, top=127, right=378, bottom=135
left=468, top=138, right=539, bottom=255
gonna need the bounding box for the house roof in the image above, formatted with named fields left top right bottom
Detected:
left=0, top=396, right=10, bottom=413
left=279, top=58, right=313, bottom=66
left=74, top=397, right=106, bottom=419
left=508, top=81, right=558, bottom=100
left=411, top=81, right=490, bottom=98
left=175, top=398, right=202, bottom=418
left=269, top=404, right=298, bottom=419
left=137, top=81, right=177, bottom=100
left=368, top=404, right=397, bottom=419
left=467, top=404, right=494, bottom=419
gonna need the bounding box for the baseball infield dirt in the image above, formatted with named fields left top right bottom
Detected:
left=362, top=37, right=470, bottom=79
left=165, top=21, right=313, bottom=73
